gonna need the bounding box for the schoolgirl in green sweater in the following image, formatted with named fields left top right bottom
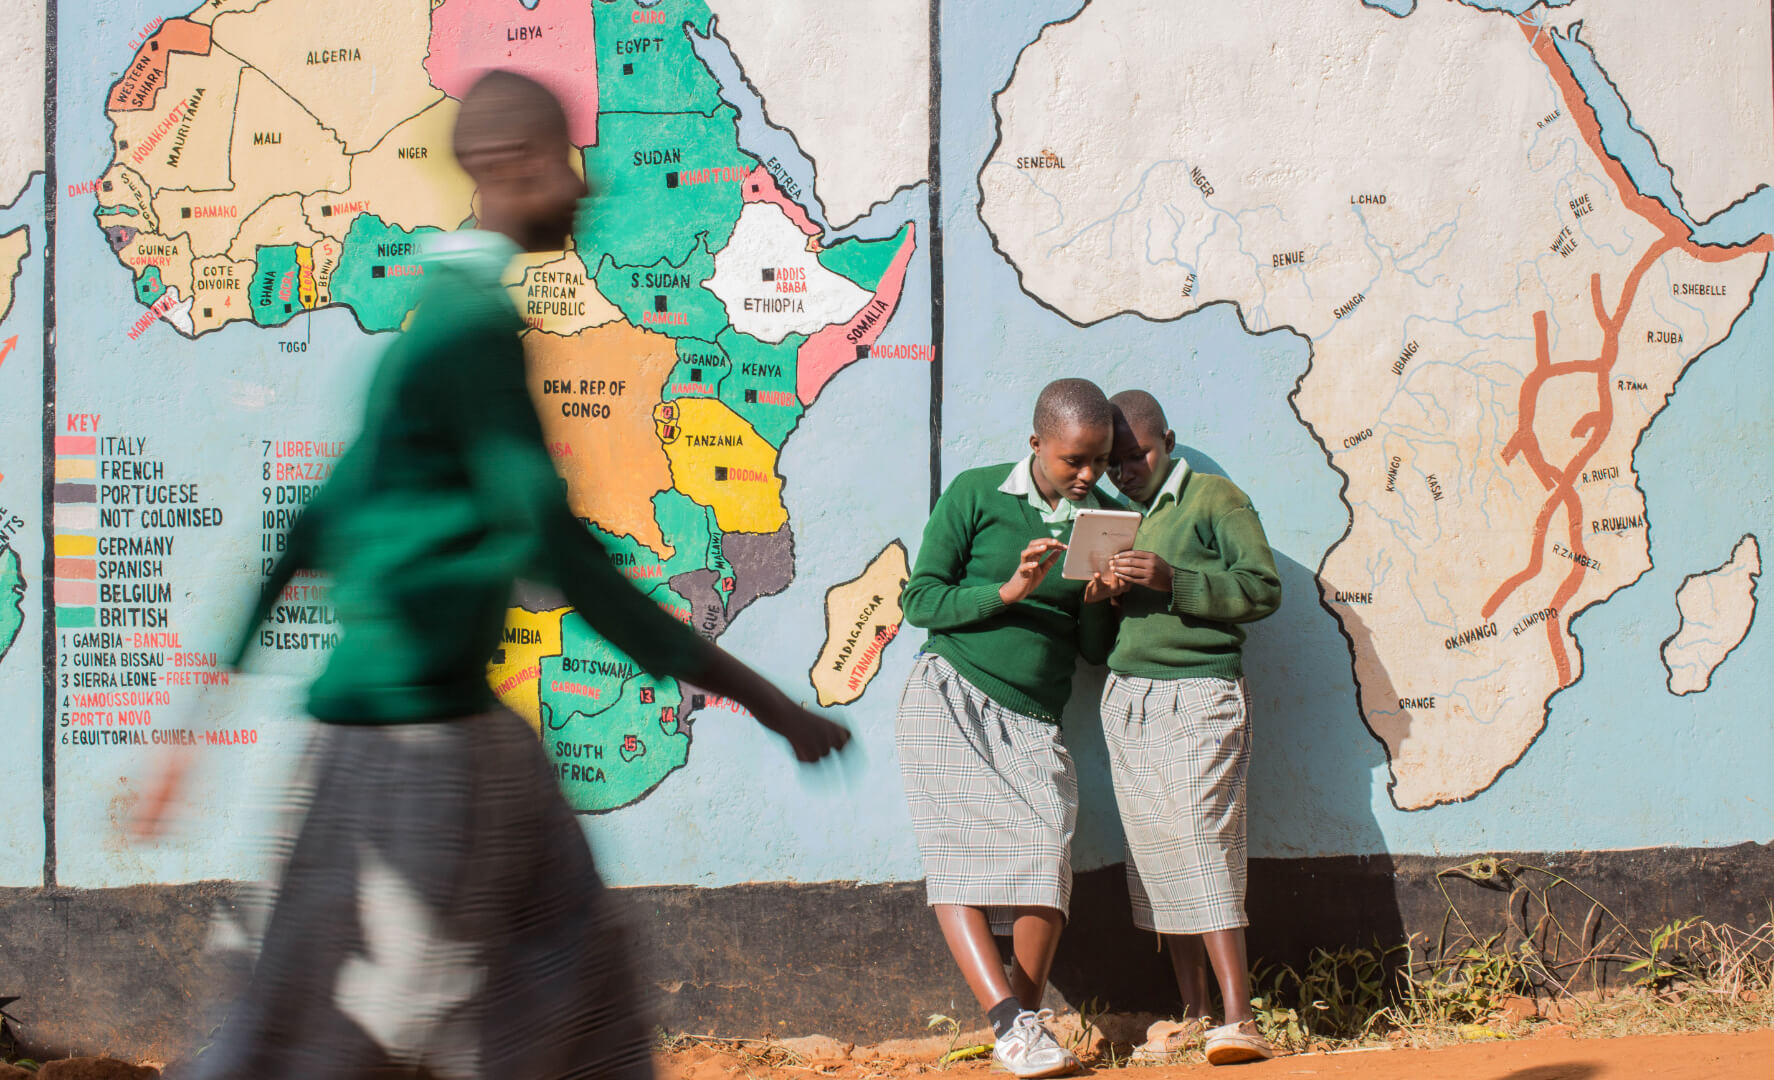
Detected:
left=1102, top=390, right=1281, bottom=1067
left=895, top=378, right=1120, bottom=1079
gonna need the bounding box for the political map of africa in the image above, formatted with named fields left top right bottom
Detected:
left=92, top=0, right=919, bottom=812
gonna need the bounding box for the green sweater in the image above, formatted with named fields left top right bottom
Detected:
left=232, top=231, right=705, bottom=722
left=1108, top=462, right=1282, bottom=680
left=901, top=463, right=1118, bottom=722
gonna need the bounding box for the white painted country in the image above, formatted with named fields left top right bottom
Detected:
left=705, top=202, right=872, bottom=343
left=162, top=287, right=196, bottom=336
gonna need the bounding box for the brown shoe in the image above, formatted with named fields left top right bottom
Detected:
left=1204, top=1020, right=1274, bottom=1065
left=1129, top=1017, right=1209, bottom=1063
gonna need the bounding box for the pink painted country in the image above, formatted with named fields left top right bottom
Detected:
left=741, top=166, right=819, bottom=237
left=797, top=225, right=917, bottom=405
left=426, top=0, right=601, bottom=146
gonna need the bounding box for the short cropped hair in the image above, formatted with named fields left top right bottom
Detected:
left=1033, top=378, right=1113, bottom=436
left=453, top=70, right=569, bottom=163
left=1108, top=389, right=1169, bottom=434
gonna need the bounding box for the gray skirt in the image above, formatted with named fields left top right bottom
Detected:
left=180, top=709, right=651, bottom=1080
left=894, top=652, right=1078, bottom=930
left=1100, top=673, right=1251, bottom=934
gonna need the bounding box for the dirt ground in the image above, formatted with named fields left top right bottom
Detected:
left=658, top=1027, right=1774, bottom=1080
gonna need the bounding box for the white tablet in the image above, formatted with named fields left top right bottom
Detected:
left=1061, top=508, right=1143, bottom=580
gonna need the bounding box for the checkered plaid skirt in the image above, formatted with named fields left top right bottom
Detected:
left=181, top=709, right=652, bottom=1080
left=894, top=653, right=1078, bottom=927
left=1100, top=674, right=1251, bottom=934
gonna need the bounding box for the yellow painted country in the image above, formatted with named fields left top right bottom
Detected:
left=660, top=398, right=788, bottom=534
left=487, top=606, right=568, bottom=733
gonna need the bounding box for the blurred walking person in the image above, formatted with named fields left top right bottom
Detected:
left=134, top=71, right=849, bottom=1080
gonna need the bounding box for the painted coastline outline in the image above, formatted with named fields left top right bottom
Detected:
left=973, top=0, right=1774, bottom=809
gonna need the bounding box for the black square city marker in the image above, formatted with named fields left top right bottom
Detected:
left=284, top=303, right=292, bottom=313
left=855, top=344, right=870, bottom=360
left=202, top=308, right=211, bottom=317
left=371, top=265, right=386, bottom=278
left=714, top=466, right=728, bottom=481
left=623, top=63, right=634, bottom=75
left=653, top=294, right=667, bottom=312
left=689, top=368, right=701, bottom=382
left=181, top=206, right=191, bottom=218
left=743, top=389, right=757, bottom=403
left=321, top=204, right=333, bottom=217
left=761, top=267, right=774, bottom=282
left=665, top=172, right=678, bottom=188
left=691, top=694, right=706, bottom=710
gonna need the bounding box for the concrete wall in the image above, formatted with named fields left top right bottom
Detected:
left=2, top=0, right=1770, bottom=1060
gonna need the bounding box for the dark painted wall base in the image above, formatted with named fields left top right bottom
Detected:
left=4, top=843, right=1770, bottom=1060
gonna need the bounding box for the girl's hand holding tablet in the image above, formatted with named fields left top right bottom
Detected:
left=1108, top=549, right=1173, bottom=593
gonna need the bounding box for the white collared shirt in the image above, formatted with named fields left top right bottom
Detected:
left=419, top=229, right=522, bottom=285
left=999, top=455, right=1104, bottom=537
left=1129, top=457, right=1192, bottom=516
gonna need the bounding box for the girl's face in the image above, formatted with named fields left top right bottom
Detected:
left=1029, top=421, right=1114, bottom=503
left=1109, top=415, right=1174, bottom=503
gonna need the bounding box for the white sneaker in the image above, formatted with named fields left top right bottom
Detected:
left=1204, top=1020, right=1275, bottom=1065
left=992, top=1009, right=1080, bottom=1078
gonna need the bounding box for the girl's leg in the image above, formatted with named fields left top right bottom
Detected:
left=1007, top=907, right=1065, bottom=1008
left=932, top=905, right=1069, bottom=1012
left=1162, top=933, right=1215, bottom=1019
left=933, top=904, right=1016, bottom=1011
left=934, top=907, right=1077, bottom=1077
left=1201, top=928, right=1255, bottom=1024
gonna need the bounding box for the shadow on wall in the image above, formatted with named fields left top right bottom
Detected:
left=1044, top=449, right=1406, bottom=1015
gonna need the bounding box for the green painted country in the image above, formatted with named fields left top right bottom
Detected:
left=665, top=336, right=731, bottom=409
left=817, top=222, right=912, bottom=292
left=134, top=265, right=167, bottom=306
left=577, top=109, right=755, bottom=270
left=540, top=609, right=647, bottom=728
left=715, top=327, right=803, bottom=447
left=0, top=547, right=25, bottom=666
left=594, top=240, right=728, bottom=342
left=593, top=0, right=722, bottom=115
left=331, top=216, right=442, bottom=333
left=547, top=678, right=690, bottom=811
left=248, top=246, right=304, bottom=328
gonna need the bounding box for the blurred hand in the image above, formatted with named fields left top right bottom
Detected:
left=1000, top=538, right=1067, bottom=606
left=129, top=746, right=194, bottom=841
left=1108, top=550, right=1173, bottom=594
left=756, top=700, right=852, bottom=763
